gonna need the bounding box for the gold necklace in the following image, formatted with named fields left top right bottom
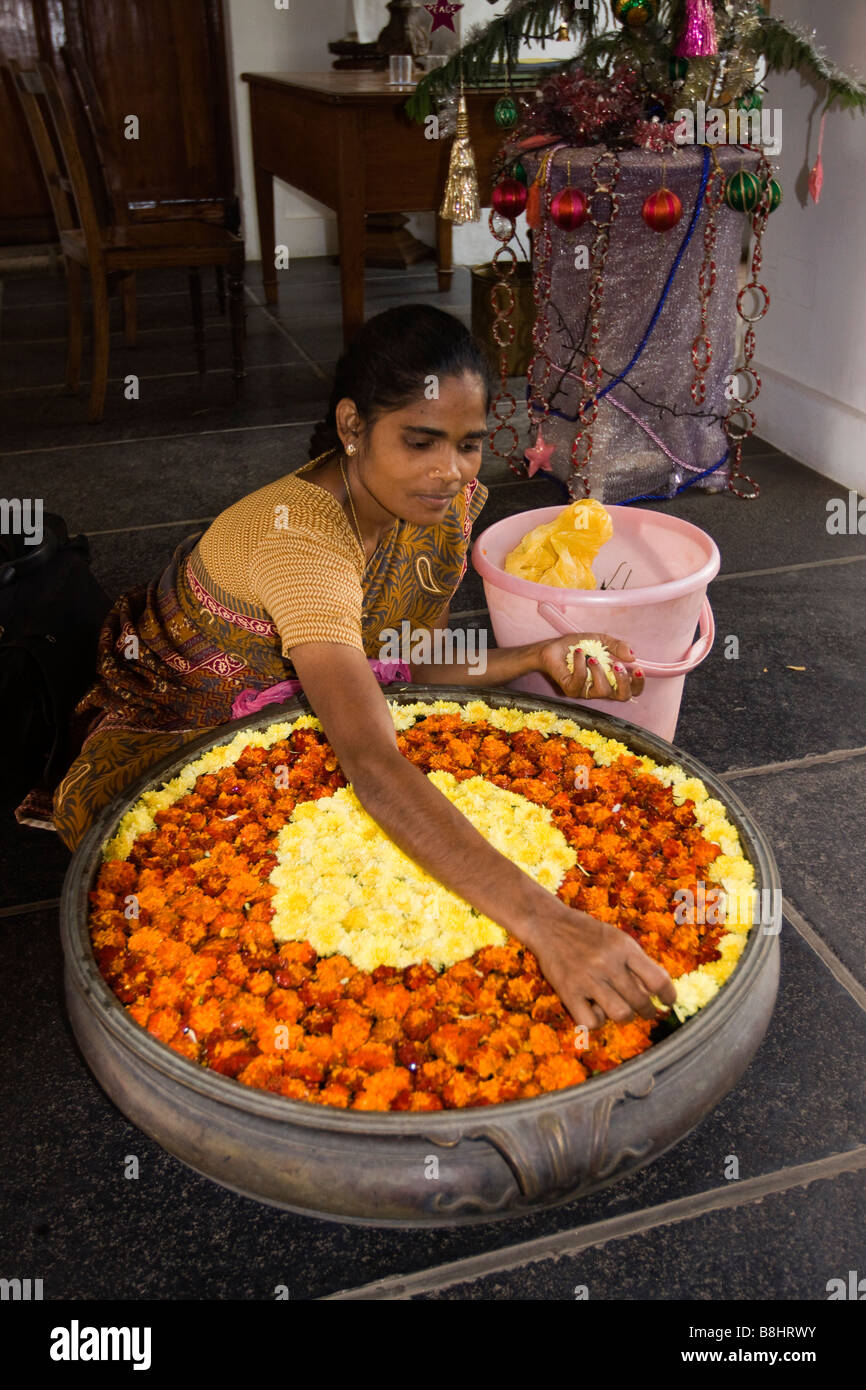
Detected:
left=339, top=456, right=371, bottom=568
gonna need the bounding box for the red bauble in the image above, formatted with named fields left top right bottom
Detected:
left=641, top=188, right=683, bottom=232
left=550, top=187, right=588, bottom=230
left=491, top=178, right=528, bottom=218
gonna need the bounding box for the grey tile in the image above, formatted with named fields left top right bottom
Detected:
left=673, top=562, right=866, bottom=770
left=1, top=911, right=864, bottom=1299
left=0, top=360, right=329, bottom=454
left=418, top=1166, right=866, bottom=1300
left=0, top=818, right=69, bottom=910
left=0, top=424, right=317, bottom=534
left=731, top=760, right=866, bottom=986
left=642, top=455, right=866, bottom=575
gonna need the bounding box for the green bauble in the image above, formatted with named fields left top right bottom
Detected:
left=513, top=160, right=528, bottom=185
left=725, top=169, right=762, bottom=214
left=494, top=95, right=518, bottom=129
left=613, top=0, right=658, bottom=27
left=744, top=90, right=763, bottom=111
left=669, top=56, right=689, bottom=82
left=764, top=178, right=783, bottom=214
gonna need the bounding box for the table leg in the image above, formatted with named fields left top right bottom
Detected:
left=336, top=198, right=366, bottom=347
left=436, top=216, right=454, bottom=292
left=254, top=161, right=278, bottom=305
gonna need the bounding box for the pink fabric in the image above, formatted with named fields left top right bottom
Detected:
left=809, top=112, right=827, bottom=205
left=230, top=659, right=412, bottom=719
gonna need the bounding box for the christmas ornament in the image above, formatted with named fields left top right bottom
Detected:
left=743, top=90, right=763, bottom=111
left=550, top=186, right=588, bottom=230
left=724, top=168, right=762, bottom=214
left=764, top=178, right=783, bottom=214
left=524, top=427, right=556, bottom=477
left=440, top=93, right=481, bottom=225
left=641, top=186, right=683, bottom=231
left=491, top=177, right=528, bottom=217
left=675, top=0, right=718, bottom=58
left=669, top=56, right=689, bottom=83
left=424, top=0, right=462, bottom=34
left=494, top=95, right=519, bottom=129
left=809, top=111, right=827, bottom=204
left=556, top=22, right=570, bottom=42
left=513, top=160, right=528, bottom=185
left=613, top=0, right=658, bottom=28
left=526, top=175, right=543, bottom=229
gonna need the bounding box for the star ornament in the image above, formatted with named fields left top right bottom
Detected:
left=524, top=428, right=555, bottom=477
left=424, top=0, right=462, bottom=33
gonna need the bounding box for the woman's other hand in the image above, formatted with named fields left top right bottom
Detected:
left=538, top=631, right=645, bottom=702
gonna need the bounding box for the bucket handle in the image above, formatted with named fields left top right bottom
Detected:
left=536, top=597, right=715, bottom=679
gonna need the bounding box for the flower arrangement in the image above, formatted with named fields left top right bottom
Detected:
left=88, top=701, right=755, bottom=1112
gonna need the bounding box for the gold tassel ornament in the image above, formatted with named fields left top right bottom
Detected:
left=440, top=91, right=481, bottom=224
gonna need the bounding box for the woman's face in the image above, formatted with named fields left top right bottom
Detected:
left=340, top=371, right=489, bottom=527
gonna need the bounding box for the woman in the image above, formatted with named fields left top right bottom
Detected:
left=43, top=304, right=675, bottom=1030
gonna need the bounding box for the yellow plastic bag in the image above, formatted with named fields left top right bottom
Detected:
left=504, top=499, right=614, bottom=588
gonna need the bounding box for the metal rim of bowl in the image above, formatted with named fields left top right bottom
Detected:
left=61, top=683, right=781, bottom=1136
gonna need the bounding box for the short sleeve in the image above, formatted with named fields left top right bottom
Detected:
left=249, top=527, right=365, bottom=659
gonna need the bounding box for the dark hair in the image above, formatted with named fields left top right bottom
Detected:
left=308, top=304, right=495, bottom=459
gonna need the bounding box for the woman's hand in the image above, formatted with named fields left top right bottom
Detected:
left=521, top=904, right=677, bottom=1032
left=537, top=631, right=645, bottom=703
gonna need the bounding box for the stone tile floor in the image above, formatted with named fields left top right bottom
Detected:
left=0, top=258, right=863, bottom=1301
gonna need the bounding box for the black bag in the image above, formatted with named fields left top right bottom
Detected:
left=0, top=512, right=112, bottom=803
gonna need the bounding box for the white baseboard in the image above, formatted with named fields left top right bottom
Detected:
left=752, top=361, right=866, bottom=493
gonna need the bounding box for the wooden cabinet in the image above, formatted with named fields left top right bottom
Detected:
left=1, top=0, right=237, bottom=244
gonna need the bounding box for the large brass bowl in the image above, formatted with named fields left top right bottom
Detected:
left=60, top=686, right=780, bottom=1226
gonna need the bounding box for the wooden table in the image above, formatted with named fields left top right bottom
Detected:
left=240, top=71, right=513, bottom=345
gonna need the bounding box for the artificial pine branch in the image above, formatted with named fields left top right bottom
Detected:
left=752, top=13, right=866, bottom=112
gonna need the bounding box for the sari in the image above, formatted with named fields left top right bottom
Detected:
left=23, top=467, right=488, bottom=852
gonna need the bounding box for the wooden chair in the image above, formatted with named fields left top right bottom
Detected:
left=5, top=57, right=245, bottom=421
left=59, top=42, right=229, bottom=344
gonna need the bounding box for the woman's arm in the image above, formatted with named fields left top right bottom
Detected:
left=287, top=642, right=675, bottom=1029
left=410, top=629, right=645, bottom=703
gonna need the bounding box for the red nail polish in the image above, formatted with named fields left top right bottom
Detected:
left=587, top=657, right=597, bottom=665
left=634, top=668, right=643, bottom=678
left=627, top=648, right=636, bottom=658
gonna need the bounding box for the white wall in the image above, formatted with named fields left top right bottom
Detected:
left=224, top=0, right=347, bottom=260
left=755, top=0, right=866, bottom=489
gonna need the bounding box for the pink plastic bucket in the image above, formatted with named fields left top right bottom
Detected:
left=472, top=505, right=720, bottom=741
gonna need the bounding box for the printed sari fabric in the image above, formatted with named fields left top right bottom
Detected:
left=39, top=473, right=488, bottom=852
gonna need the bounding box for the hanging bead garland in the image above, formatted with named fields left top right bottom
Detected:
left=725, top=150, right=773, bottom=499
left=525, top=146, right=566, bottom=477
left=486, top=204, right=522, bottom=471
left=690, top=153, right=724, bottom=407
left=569, top=149, right=622, bottom=497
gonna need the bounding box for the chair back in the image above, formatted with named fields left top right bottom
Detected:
left=61, top=43, right=128, bottom=226
left=4, top=58, right=104, bottom=264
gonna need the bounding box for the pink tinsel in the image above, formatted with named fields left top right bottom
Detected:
left=230, top=659, right=412, bottom=719
left=675, top=0, right=718, bottom=58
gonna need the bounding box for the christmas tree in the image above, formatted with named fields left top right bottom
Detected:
left=407, top=1, right=866, bottom=128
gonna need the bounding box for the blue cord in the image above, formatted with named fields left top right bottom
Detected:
left=527, top=145, right=714, bottom=425
left=620, top=449, right=730, bottom=505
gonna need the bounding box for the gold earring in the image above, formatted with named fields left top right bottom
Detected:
left=346, top=443, right=356, bottom=455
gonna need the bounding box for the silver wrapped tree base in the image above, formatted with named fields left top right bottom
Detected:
left=523, top=145, right=761, bottom=502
